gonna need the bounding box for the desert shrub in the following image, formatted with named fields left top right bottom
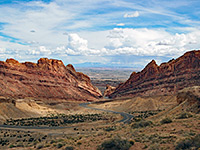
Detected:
left=175, top=134, right=200, bottom=150
left=5, top=113, right=105, bottom=126
left=177, top=112, right=193, bottom=119
left=28, top=137, right=34, bottom=142
left=36, top=143, right=44, bottom=149
left=143, top=145, right=148, bottom=149
left=97, top=138, right=132, bottom=150
left=160, top=117, right=172, bottom=124
left=9, top=144, right=15, bottom=148
left=129, top=140, right=134, bottom=145
left=132, top=121, right=152, bottom=128
left=16, top=143, right=24, bottom=147
left=104, top=126, right=116, bottom=132
left=56, top=143, right=63, bottom=148
left=50, top=140, right=56, bottom=144
left=65, top=146, right=74, bottom=150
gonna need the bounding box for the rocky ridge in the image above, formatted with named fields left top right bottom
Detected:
left=0, top=58, right=102, bottom=101
left=105, top=50, right=200, bottom=98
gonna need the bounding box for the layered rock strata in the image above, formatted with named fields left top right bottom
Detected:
left=105, top=50, right=200, bottom=98
left=0, top=58, right=102, bottom=101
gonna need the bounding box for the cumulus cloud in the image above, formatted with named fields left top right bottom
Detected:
left=66, top=33, right=101, bottom=55
left=26, top=46, right=52, bottom=56
left=104, top=28, right=200, bottom=56
left=124, top=11, right=139, bottom=18
left=1, top=27, right=200, bottom=62
left=68, top=33, right=88, bottom=51
left=39, top=46, right=52, bottom=55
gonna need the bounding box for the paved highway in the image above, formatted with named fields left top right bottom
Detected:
left=0, top=102, right=133, bottom=130
left=79, top=102, right=133, bottom=124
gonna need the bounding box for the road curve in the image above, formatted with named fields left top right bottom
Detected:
left=0, top=102, right=133, bottom=130
left=79, top=102, right=133, bottom=124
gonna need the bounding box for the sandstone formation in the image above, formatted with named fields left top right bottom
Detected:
left=104, top=85, right=116, bottom=97
left=0, top=58, right=102, bottom=101
left=105, top=50, right=200, bottom=98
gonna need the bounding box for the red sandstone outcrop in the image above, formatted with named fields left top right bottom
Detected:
left=0, top=58, right=102, bottom=101
left=104, top=85, right=116, bottom=97
left=105, top=50, right=200, bottom=98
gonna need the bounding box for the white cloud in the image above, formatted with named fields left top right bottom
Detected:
left=124, top=11, right=139, bottom=18
left=68, top=33, right=88, bottom=51
left=104, top=28, right=200, bottom=56
left=0, top=48, right=6, bottom=54
left=66, top=33, right=89, bottom=55
left=66, top=33, right=101, bottom=56
left=39, top=46, right=52, bottom=55
left=116, top=23, right=125, bottom=26
left=0, top=1, right=72, bottom=48
left=1, top=27, right=200, bottom=61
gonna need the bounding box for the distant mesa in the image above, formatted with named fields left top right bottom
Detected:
left=104, top=50, right=200, bottom=98
left=0, top=58, right=102, bottom=101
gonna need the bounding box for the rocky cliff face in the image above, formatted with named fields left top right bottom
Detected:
left=105, top=50, right=200, bottom=98
left=0, top=58, right=102, bottom=101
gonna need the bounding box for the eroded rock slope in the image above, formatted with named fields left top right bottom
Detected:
left=105, top=50, right=200, bottom=98
left=0, top=58, right=102, bottom=101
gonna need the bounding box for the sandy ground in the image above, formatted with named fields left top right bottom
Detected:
left=90, top=95, right=177, bottom=113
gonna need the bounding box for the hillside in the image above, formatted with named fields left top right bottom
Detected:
left=105, top=50, right=200, bottom=98
left=0, top=58, right=102, bottom=101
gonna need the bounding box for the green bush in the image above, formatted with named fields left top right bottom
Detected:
left=50, top=140, right=56, bottom=144
left=175, top=134, right=200, bottom=150
left=160, top=117, right=172, bottom=124
left=132, top=121, right=152, bottom=128
left=56, top=143, right=63, bottom=148
left=129, top=140, right=134, bottom=145
left=97, top=138, right=132, bottom=150
left=9, top=144, right=15, bottom=148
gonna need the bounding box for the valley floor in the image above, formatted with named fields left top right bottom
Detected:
left=0, top=95, right=199, bottom=150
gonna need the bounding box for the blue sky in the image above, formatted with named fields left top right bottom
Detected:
left=0, top=0, right=200, bottom=68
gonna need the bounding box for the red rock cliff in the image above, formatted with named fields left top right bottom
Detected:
left=0, top=58, right=102, bottom=101
left=105, top=50, right=200, bottom=98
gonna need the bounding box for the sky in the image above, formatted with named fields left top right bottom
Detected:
left=0, top=0, right=200, bottom=68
